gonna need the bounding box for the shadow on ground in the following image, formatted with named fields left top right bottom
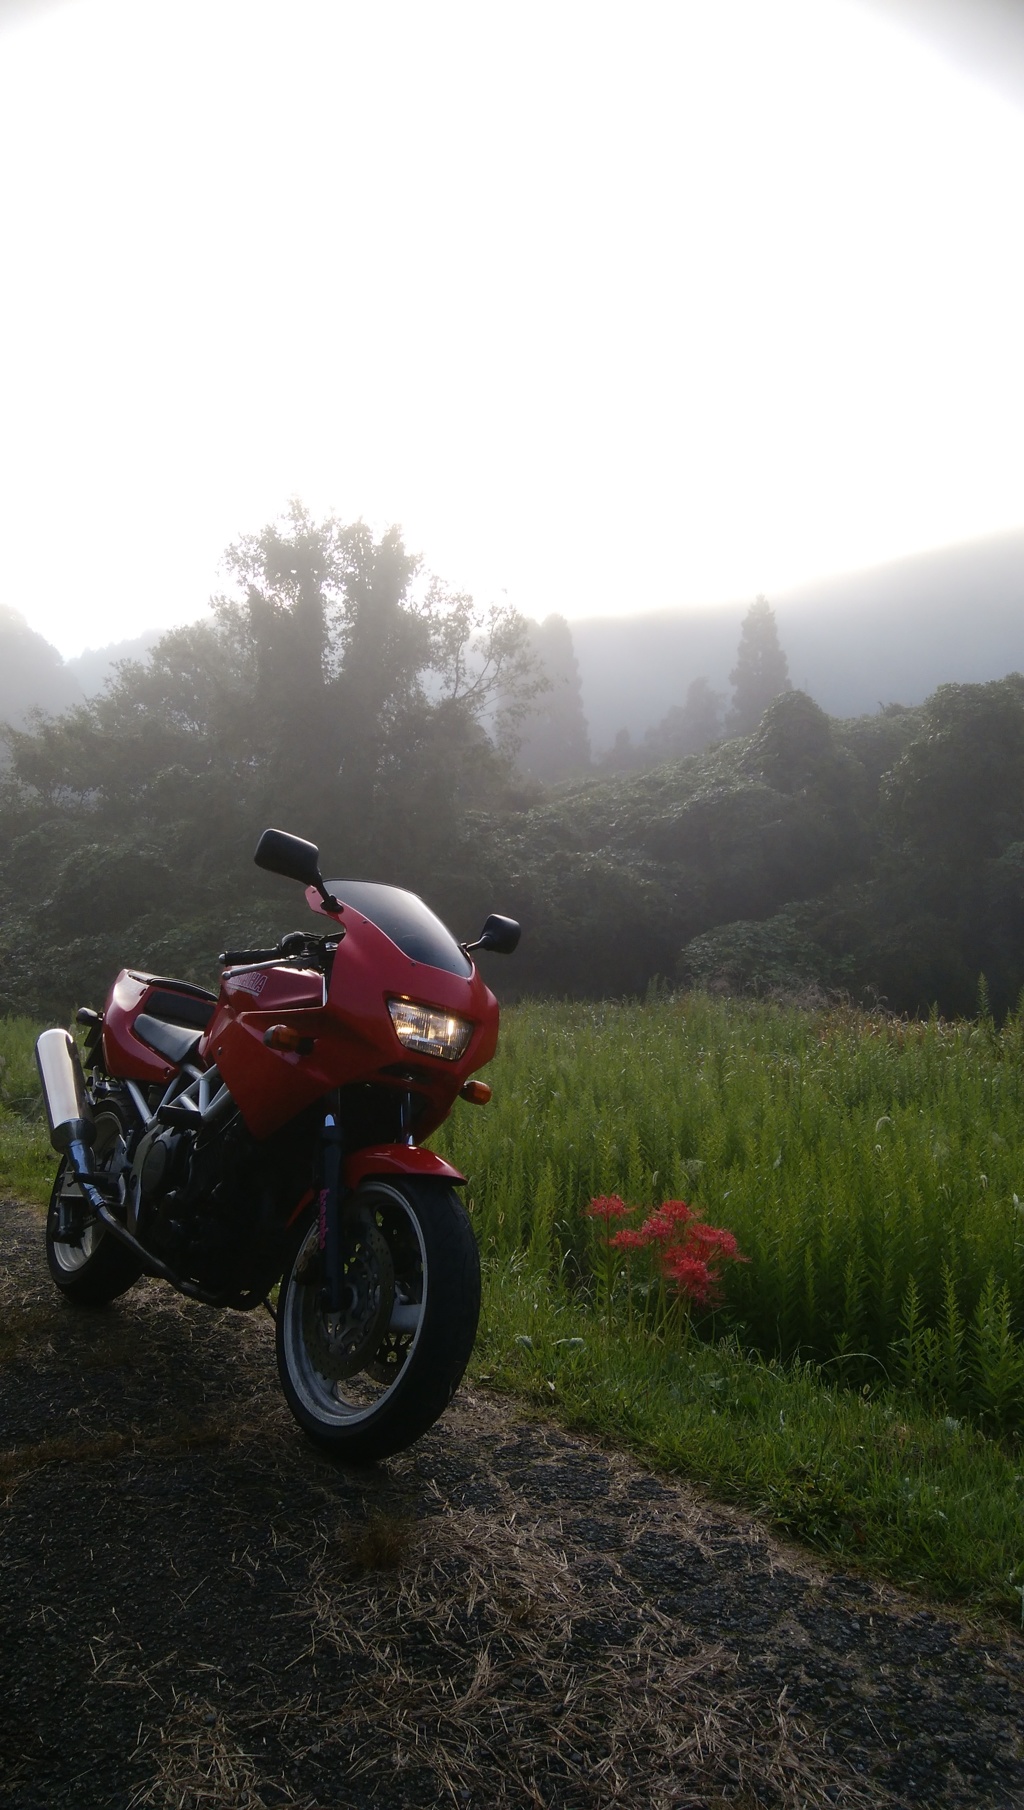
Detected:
left=1, top=1200, right=1023, bottom=1810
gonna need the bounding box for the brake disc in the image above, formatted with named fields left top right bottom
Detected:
left=302, top=1207, right=396, bottom=1382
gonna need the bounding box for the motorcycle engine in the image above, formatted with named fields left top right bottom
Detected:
left=127, top=1108, right=315, bottom=1305
left=129, top=1124, right=194, bottom=1253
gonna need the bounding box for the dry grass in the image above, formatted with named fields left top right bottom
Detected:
left=0, top=1418, right=235, bottom=1496
left=0, top=1303, right=55, bottom=1363
left=128, top=1690, right=310, bottom=1810
left=283, top=1498, right=878, bottom=1810
left=345, top=1508, right=421, bottom=1572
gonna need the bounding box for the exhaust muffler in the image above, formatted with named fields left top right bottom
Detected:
left=36, top=1027, right=94, bottom=1156
left=34, top=1029, right=107, bottom=1233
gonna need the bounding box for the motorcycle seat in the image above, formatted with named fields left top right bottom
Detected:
left=133, top=1012, right=204, bottom=1068
left=125, top=977, right=216, bottom=1031
left=144, top=988, right=216, bottom=1031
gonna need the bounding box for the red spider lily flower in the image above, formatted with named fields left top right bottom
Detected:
left=586, top=1195, right=631, bottom=1222
left=586, top=1191, right=747, bottom=1311
left=685, top=1222, right=745, bottom=1261
left=637, top=1200, right=693, bottom=1243
left=661, top=1246, right=720, bottom=1305
left=608, top=1227, right=649, bottom=1250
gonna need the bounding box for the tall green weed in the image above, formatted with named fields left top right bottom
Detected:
left=0, top=1017, right=53, bottom=1205
left=438, top=993, right=1024, bottom=1429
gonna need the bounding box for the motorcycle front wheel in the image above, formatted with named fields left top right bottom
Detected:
left=275, top=1177, right=481, bottom=1463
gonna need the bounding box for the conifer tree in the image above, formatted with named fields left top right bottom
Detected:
left=727, top=595, right=791, bottom=736
left=514, top=614, right=591, bottom=782
left=644, top=676, right=724, bottom=760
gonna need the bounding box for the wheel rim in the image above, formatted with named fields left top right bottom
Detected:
left=49, top=1111, right=123, bottom=1273
left=50, top=1214, right=104, bottom=1273
left=281, top=1185, right=428, bottom=1427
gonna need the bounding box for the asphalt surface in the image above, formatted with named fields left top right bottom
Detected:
left=2, top=1198, right=1023, bottom=1809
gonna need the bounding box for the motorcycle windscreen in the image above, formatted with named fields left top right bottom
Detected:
left=321, top=881, right=472, bottom=978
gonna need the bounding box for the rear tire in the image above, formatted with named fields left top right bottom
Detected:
left=276, top=1178, right=480, bottom=1463
left=45, top=1103, right=144, bottom=1306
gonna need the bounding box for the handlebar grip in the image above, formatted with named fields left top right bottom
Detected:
left=218, top=948, right=278, bottom=966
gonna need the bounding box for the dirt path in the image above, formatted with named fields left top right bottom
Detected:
left=1, top=1198, right=1023, bottom=1810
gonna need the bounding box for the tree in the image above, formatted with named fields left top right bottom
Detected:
left=644, top=677, right=724, bottom=762
left=882, top=676, right=1024, bottom=868
left=513, top=614, right=590, bottom=784
left=727, top=596, right=791, bottom=736
left=0, top=505, right=541, bottom=1015
left=209, top=504, right=542, bottom=859
left=596, top=727, right=639, bottom=773
left=744, top=689, right=835, bottom=793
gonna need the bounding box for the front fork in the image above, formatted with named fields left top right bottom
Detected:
left=319, top=1106, right=346, bottom=1314
left=317, top=1087, right=418, bottom=1312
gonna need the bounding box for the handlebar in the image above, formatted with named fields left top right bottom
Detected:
left=218, top=930, right=342, bottom=968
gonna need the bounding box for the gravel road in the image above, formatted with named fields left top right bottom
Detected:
left=1, top=1198, right=1023, bottom=1810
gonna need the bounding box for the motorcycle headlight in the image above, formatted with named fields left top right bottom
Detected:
left=388, top=998, right=474, bottom=1062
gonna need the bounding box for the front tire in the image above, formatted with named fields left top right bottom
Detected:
left=276, top=1178, right=480, bottom=1462
left=45, top=1103, right=144, bottom=1306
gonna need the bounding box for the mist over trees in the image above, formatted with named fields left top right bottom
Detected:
left=569, top=528, right=1024, bottom=749
left=0, top=506, right=540, bottom=1013
left=10, top=526, right=1024, bottom=754
left=643, top=677, right=724, bottom=762
left=587, top=596, right=791, bottom=774
left=512, top=614, right=590, bottom=784
left=4, top=509, right=1024, bottom=1022
left=726, top=596, right=791, bottom=735
left=0, top=606, right=84, bottom=730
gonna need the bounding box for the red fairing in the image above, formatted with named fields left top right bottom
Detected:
left=202, top=905, right=500, bottom=1140
left=102, top=972, right=180, bottom=1082
left=344, top=1145, right=466, bottom=1187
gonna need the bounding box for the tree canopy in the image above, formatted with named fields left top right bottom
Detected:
left=0, top=506, right=540, bottom=1013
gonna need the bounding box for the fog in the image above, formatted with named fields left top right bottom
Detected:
left=859, top=0, right=1024, bottom=113
left=1, top=0, right=1023, bottom=658
left=572, top=528, right=1024, bottom=749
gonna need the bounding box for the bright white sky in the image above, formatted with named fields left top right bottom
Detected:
left=2, top=0, right=1024, bottom=658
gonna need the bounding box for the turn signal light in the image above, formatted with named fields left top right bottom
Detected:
left=460, top=1080, right=492, bottom=1105
left=263, top=1025, right=315, bottom=1055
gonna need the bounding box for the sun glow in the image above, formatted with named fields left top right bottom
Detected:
left=1, top=0, right=1023, bottom=655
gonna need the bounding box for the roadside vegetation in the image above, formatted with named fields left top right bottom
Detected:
left=439, top=994, right=1024, bottom=1624
left=5, top=999, right=1024, bottom=1625
left=0, top=1016, right=55, bottom=1206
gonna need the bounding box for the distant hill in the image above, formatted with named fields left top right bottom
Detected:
left=571, top=528, right=1024, bottom=750
left=0, top=614, right=164, bottom=734
left=0, top=607, right=84, bottom=729
left=65, top=631, right=162, bottom=697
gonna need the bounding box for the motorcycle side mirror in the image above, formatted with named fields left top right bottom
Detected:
left=253, top=829, right=340, bottom=912
left=464, top=913, right=521, bottom=956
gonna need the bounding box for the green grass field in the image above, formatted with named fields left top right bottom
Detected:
left=436, top=995, right=1024, bottom=1422
left=0, top=1017, right=58, bottom=1207
left=5, top=1000, right=1024, bottom=1623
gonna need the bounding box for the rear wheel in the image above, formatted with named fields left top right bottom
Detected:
left=45, top=1103, right=144, bottom=1306
left=276, top=1178, right=480, bottom=1462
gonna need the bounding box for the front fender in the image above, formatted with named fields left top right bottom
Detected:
left=344, top=1144, right=466, bottom=1188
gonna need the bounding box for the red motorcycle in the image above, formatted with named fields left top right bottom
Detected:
left=35, top=829, right=519, bottom=1461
